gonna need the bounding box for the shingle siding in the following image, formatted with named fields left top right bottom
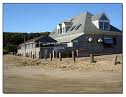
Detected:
left=18, top=12, right=122, bottom=58
left=49, top=12, right=122, bottom=54
left=50, top=12, right=122, bottom=41
left=72, top=34, right=122, bottom=53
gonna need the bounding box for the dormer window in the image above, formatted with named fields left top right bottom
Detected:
left=57, top=24, right=62, bottom=34
left=99, top=22, right=104, bottom=30
left=104, top=22, right=110, bottom=30
left=62, top=22, right=72, bottom=33
left=99, top=21, right=110, bottom=30
left=62, top=27, right=65, bottom=33
left=69, top=25, right=76, bottom=31
left=70, top=18, right=74, bottom=22
left=92, top=13, right=110, bottom=31
left=57, top=29, right=60, bottom=34
left=75, top=24, right=81, bottom=30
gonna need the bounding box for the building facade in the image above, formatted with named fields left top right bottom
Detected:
left=49, top=12, right=122, bottom=55
left=18, top=12, right=122, bottom=58
left=18, top=35, right=57, bottom=58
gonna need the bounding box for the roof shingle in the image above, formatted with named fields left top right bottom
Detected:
left=19, top=35, right=57, bottom=45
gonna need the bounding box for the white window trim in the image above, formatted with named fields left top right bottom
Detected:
left=62, top=27, right=66, bottom=34
left=62, top=23, right=66, bottom=34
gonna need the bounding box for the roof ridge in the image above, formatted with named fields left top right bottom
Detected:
left=83, top=12, right=91, bottom=33
left=19, top=35, right=47, bottom=45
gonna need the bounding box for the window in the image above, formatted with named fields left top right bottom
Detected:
left=58, top=29, right=60, bottom=34
left=70, top=18, right=74, bottom=22
left=104, top=22, right=109, bottom=30
left=62, top=28, right=64, bottom=33
left=63, top=27, right=65, bottom=33
left=103, top=37, right=114, bottom=48
left=99, top=21, right=110, bottom=30
left=75, top=24, right=81, bottom=30
left=35, top=43, right=39, bottom=47
left=66, top=26, right=71, bottom=32
left=99, top=22, right=104, bottom=30
left=60, top=28, right=62, bottom=34
left=57, top=29, right=60, bottom=34
left=104, top=38, right=113, bottom=44
left=69, top=26, right=76, bottom=31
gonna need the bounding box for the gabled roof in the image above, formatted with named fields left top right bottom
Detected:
left=50, top=12, right=90, bottom=38
left=92, top=13, right=109, bottom=21
left=63, top=22, right=72, bottom=25
left=110, top=25, right=122, bottom=32
left=19, top=35, right=57, bottom=45
left=49, top=12, right=121, bottom=43
left=57, top=24, right=62, bottom=27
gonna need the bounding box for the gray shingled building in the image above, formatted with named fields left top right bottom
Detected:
left=49, top=12, right=122, bottom=55
left=18, top=35, right=57, bottom=58
left=18, top=12, right=122, bottom=58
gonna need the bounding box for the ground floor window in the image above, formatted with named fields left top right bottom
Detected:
left=103, top=37, right=116, bottom=48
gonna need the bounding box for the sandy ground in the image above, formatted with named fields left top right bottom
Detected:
left=3, top=54, right=123, bottom=93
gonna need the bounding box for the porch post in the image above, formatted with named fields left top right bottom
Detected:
left=53, top=50, right=55, bottom=58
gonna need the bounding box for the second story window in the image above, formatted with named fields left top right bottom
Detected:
left=57, top=29, right=60, bottom=34
left=99, top=22, right=104, bottom=30
left=104, top=22, right=110, bottom=30
left=75, top=24, right=81, bottom=30
left=62, top=27, right=65, bottom=33
left=69, top=26, right=76, bottom=31
left=99, top=21, right=110, bottom=30
left=57, top=24, right=62, bottom=34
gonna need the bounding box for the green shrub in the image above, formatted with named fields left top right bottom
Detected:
left=4, top=45, right=17, bottom=53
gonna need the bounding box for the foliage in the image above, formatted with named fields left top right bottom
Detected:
left=4, top=45, right=17, bottom=52
left=3, top=32, right=50, bottom=53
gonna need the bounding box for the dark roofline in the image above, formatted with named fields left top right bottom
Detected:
left=110, top=25, right=122, bottom=32
left=19, top=35, right=57, bottom=46
left=92, top=13, right=109, bottom=21
left=19, top=35, right=46, bottom=45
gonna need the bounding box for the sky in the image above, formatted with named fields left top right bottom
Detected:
left=3, top=3, right=122, bottom=32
